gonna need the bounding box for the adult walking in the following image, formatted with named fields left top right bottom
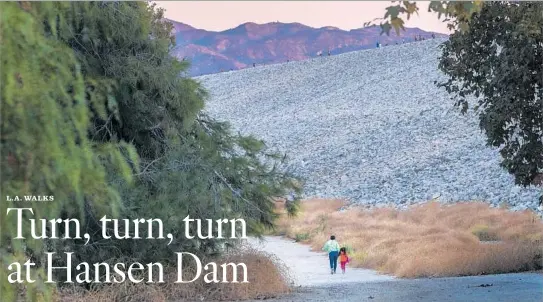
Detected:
left=322, top=235, right=340, bottom=274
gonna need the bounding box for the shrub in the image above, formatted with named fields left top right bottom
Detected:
left=470, top=224, right=500, bottom=242
left=294, top=232, right=311, bottom=242
left=57, top=247, right=292, bottom=302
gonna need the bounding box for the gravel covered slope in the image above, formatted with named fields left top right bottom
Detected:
left=197, top=39, right=541, bottom=211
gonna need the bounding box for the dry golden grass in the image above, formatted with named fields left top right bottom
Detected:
left=57, top=247, right=291, bottom=302
left=275, top=199, right=543, bottom=278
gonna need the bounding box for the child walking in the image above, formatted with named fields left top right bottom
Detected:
left=339, top=247, right=350, bottom=274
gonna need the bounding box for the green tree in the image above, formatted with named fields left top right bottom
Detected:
left=57, top=2, right=204, bottom=160
left=2, top=3, right=301, bottom=299
left=48, top=2, right=301, bottom=268
left=0, top=2, right=135, bottom=300
left=437, top=2, right=543, bottom=188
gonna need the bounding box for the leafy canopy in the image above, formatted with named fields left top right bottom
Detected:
left=1, top=2, right=136, bottom=300
left=437, top=2, right=543, bottom=188
left=1, top=2, right=301, bottom=301
left=372, top=1, right=484, bottom=35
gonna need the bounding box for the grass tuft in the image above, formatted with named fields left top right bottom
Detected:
left=470, top=224, right=500, bottom=242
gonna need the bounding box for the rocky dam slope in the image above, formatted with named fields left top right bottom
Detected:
left=197, top=39, right=541, bottom=212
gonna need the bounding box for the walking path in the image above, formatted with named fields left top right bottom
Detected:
left=248, top=236, right=394, bottom=286
left=247, top=236, right=543, bottom=302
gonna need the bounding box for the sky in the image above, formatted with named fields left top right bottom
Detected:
left=154, top=1, right=451, bottom=34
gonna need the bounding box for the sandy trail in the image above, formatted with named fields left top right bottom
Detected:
left=248, top=236, right=394, bottom=286
left=247, top=236, right=543, bottom=302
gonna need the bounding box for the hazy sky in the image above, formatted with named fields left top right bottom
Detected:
left=154, top=1, right=451, bottom=34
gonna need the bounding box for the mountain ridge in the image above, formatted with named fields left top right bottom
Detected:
left=167, top=19, right=448, bottom=76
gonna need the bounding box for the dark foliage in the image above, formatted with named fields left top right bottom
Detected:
left=436, top=2, right=542, bottom=190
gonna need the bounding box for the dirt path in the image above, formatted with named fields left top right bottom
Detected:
left=248, top=236, right=543, bottom=302
left=248, top=236, right=394, bottom=286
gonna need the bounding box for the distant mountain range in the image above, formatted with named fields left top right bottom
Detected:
left=168, top=19, right=448, bottom=76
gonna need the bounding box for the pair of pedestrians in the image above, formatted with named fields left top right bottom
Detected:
left=322, top=235, right=349, bottom=274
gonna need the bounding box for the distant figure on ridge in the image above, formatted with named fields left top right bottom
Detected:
left=253, top=63, right=256, bottom=67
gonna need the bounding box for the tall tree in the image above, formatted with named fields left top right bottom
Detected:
left=50, top=2, right=301, bottom=267
left=437, top=2, right=543, bottom=190
left=1, top=3, right=301, bottom=300
left=0, top=2, right=136, bottom=300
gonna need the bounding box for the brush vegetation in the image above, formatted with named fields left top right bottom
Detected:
left=57, top=247, right=292, bottom=302
left=275, top=199, right=543, bottom=278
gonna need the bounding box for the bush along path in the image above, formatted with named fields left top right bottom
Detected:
left=248, top=236, right=543, bottom=302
